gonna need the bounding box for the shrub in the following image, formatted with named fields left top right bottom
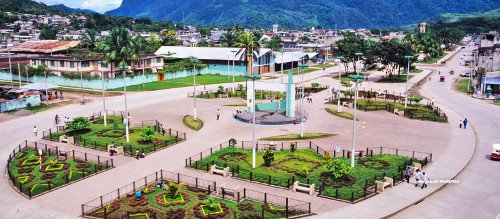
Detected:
left=217, top=85, right=225, bottom=94
left=408, top=95, right=424, bottom=104
left=263, top=150, right=274, bottom=166
left=300, top=166, right=309, bottom=178
left=229, top=138, right=237, bottom=146
left=140, top=127, right=155, bottom=143
left=203, top=197, right=219, bottom=210
left=326, top=159, right=354, bottom=179
left=311, top=82, right=320, bottom=88
left=324, top=151, right=331, bottom=161
left=67, top=117, right=90, bottom=131
left=237, top=84, right=244, bottom=91
left=167, top=182, right=179, bottom=199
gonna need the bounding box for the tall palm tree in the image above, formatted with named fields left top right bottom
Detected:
left=98, top=27, right=139, bottom=76
left=234, top=32, right=261, bottom=91
left=82, top=29, right=98, bottom=51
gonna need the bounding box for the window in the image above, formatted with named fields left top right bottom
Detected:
left=70, top=62, right=75, bottom=68
left=41, top=60, right=45, bottom=65
left=50, top=61, right=55, bottom=67
left=81, top=61, right=90, bottom=68
left=31, top=60, right=36, bottom=65
left=147, top=59, right=151, bottom=65
left=156, top=57, right=161, bottom=63
left=101, top=62, right=108, bottom=68
left=60, top=61, right=65, bottom=67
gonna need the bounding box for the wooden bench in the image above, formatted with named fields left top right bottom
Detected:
left=57, top=150, right=68, bottom=161
left=59, top=135, right=75, bottom=144
left=209, top=164, right=230, bottom=177
left=217, top=184, right=243, bottom=200
left=407, top=162, right=422, bottom=175
left=292, top=181, right=315, bottom=196
left=394, top=108, right=405, bottom=116
left=375, top=177, right=394, bottom=193
left=342, top=102, right=353, bottom=108
left=107, top=144, right=124, bottom=156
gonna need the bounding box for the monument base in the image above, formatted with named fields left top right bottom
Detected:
left=234, top=111, right=305, bottom=125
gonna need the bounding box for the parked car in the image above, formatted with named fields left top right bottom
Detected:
left=460, top=72, right=475, bottom=77
left=491, top=144, right=500, bottom=160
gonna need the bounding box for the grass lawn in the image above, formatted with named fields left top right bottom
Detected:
left=420, top=52, right=448, bottom=64
left=222, top=103, right=247, bottom=107
left=46, top=116, right=179, bottom=155
left=259, top=133, right=335, bottom=141
left=183, top=115, right=204, bottom=131
left=191, top=147, right=415, bottom=201
left=8, top=147, right=109, bottom=197
left=329, top=99, right=446, bottom=122
left=325, top=108, right=358, bottom=121
left=495, top=98, right=500, bottom=104
left=56, top=87, right=122, bottom=96
left=313, top=63, right=335, bottom=68
left=88, top=181, right=299, bottom=218
left=455, top=79, right=470, bottom=93
left=376, top=74, right=414, bottom=83
left=291, top=67, right=317, bottom=75
left=410, top=68, right=423, bottom=73
left=111, top=75, right=246, bottom=91
left=198, top=89, right=292, bottom=100
left=339, top=72, right=368, bottom=79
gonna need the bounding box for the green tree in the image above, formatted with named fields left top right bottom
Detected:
left=161, top=29, right=182, bottom=46
left=199, top=27, right=211, bottom=37
left=235, top=32, right=261, bottom=76
left=140, top=127, right=155, bottom=143
left=263, top=150, right=274, bottom=166
left=82, top=29, right=98, bottom=51
left=98, top=27, right=140, bottom=73
left=66, top=117, right=90, bottom=132
left=39, top=26, right=57, bottom=40
left=220, top=30, right=240, bottom=47
left=331, top=32, right=364, bottom=73
left=326, top=159, right=354, bottom=179
left=198, top=39, right=209, bottom=47
left=262, top=35, right=281, bottom=51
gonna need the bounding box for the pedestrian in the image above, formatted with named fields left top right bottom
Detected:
left=236, top=106, right=240, bottom=114
left=431, top=98, right=435, bottom=105
left=55, top=114, right=59, bottom=125
left=162, top=128, right=166, bottom=136
left=59, top=91, right=63, bottom=100
left=463, top=118, right=468, bottom=129
left=428, top=76, right=431, bottom=81
left=459, top=120, right=463, bottom=128
left=421, top=172, right=429, bottom=189
left=33, top=126, right=38, bottom=136
left=438, top=71, right=441, bottom=75
left=414, top=169, right=422, bottom=187
left=404, top=167, right=412, bottom=183
left=216, top=109, right=220, bottom=120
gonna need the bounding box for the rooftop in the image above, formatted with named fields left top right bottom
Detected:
left=0, top=40, right=81, bottom=54
left=155, top=46, right=273, bottom=61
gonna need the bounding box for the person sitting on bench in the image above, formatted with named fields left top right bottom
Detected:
left=109, top=146, right=117, bottom=156
left=157, top=181, right=164, bottom=189
left=134, top=190, right=143, bottom=198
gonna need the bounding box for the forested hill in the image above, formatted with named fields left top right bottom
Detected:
left=106, top=0, right=500, bottom=29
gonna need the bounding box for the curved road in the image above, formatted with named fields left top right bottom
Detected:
left=394, top=46, right=500, bottom=218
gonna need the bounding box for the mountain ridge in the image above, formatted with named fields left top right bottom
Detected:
left=52, top=4, right=97, bottom=14
left=106, top=0, right=500, bottom=29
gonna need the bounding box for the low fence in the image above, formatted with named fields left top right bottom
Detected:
left=42, top=110, right=186, bottom=157
left=185, top=139, right=432, bottom=203
left=81, top=170, right=311, bottom=218
left=6, top=140, right=114, bottom=199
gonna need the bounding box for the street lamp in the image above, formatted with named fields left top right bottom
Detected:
left=280, top=50, right=285, bottom=83
left=355, top=52, right=363, bottom=75
left=189, top=57, right=199, bottom=120
left=99, top=60, right=108, bottom=126
left=8, top=51, right=13, bottom=86
left=231, top=50, right=237, bottom=92
left=336, top=56, right=345, bottom=112
left=404, top=55, right=414, bottom=108
left=347, top=74, right=364, bottom=168
left=246, top=73, right=262, bottom=169
left=298, top=62, right=309, bottom=138
left=119, top=64, right=130, bottom=143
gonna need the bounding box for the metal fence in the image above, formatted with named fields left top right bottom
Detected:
left=41, top=110, right=187, bottom=157
left=81, top=170, right=311, bottom=218
left=6, top=140, right=114, bottom=199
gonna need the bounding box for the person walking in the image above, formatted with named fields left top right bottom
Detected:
left=54, top=114, right=59, bottom=125
left=404, top=167, right=412, bottom=183
left=216, top=109, right=221, bottom=120
left=459, top=120, right=463, bottom=128
left=414, top=169, right=422, bottom=187
left=463, top=118, right=468, bottom=129
left=421, top=172, right=429, bottom=189
left=33, top=126, right=38, bottom=136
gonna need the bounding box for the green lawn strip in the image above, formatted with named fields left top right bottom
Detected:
left=111, top=75, right=246, bottom=91
left=197, top=89, right=289, bottom=100
left=47, top=116, right=178, bottom=154
left=8, top=147, right=105, bottom=197
left=90, top=181, right=288, bottom=218
left=313, top=63, right=334, bottom=68
left=291, top=67, right=317, bottom=75
left=495, top=98, right=500, bottom=104
left=325, top=108, right=358, bottom=121
left=376, top=74, right=414, bottom=83
left=454, top=79, right=469, bottom=93
left=183, top=115, right=204, bottom=131
left=419, top=52, right=448, bottom=64
left=191, top=147, right=413, bottom=201
left=222, top=103, right=247, bottom=107
left=339, top=72, right=368, bottom=79
left=259, top=133, right=335, bottom=141
left=410, top=68, right=423, bottom=73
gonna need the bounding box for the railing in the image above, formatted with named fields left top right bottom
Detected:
left=6, top=140, right=114, bottom=199
left=81, top=170, right=311, bottom=218
left=41, top=110, right=187, bottom=157
left=185, top=139, right=432, bottom=203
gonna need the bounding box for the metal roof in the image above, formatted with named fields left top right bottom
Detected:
left=155, top=46, right=273, bottom=61
left=0, top=40, right=81, bottom=54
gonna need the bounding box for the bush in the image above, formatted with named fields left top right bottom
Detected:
left=67, top=117, right=90, bottom=132
left=326, top=159, right=354, bottom=179
left=324, top=151, right=331, bottom=161
left=167, top=182, right=178, bottom=198
left=217, top=85, right=225, bottom=94
left=311, top=82, right=320, bottom=88
left=140, top=127, right=155, bottom=143
left=263, top=150, right=274, bottom=166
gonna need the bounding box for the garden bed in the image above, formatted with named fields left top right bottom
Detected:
left=190, top=147, right=420, bottom=202
left=259, top=133, right=335, bottom=141
left=7, top=147, right=110, bottom=198
left=183, top=115, right=204, bottom=131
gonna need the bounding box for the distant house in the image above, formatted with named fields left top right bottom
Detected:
left=155, top=46, right=275, bottom=75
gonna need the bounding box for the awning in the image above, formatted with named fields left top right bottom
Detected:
left=20, top=82, right=60, bottom=90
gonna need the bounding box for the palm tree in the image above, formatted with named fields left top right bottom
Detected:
left=220, top=31, right=240, bottom=47
left=234, top=32, right=261, bottom=91
left=82, top=29, right=98, bottom=51
left=98, top=27, right=139, bottom=76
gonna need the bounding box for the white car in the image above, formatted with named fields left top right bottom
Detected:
left=491, top=144, right=500, bottom=160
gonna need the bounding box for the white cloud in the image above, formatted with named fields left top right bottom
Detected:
left=35, top=0, right=122, bottom=13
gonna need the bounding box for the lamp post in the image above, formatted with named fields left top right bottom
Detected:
left=99, top=60, right=108, bottom=126
left=347, top=74, right=364, bottom=167
left=404, top=55, right=414, bottom=108
left=355, top=52, right=363, bottom=76
left=119, top=65, right=130, bottom=143
left=280, top=50, right=285, bottom=83
left=246, top=73, right=262, bottom=168
left=8, top=51, right=13, bottom=86
left=190, top=57, right=199, bottom=120
left=336, top=56, right=345, bottom=112
left=298, top=61, right=309, bottom=138
left=231, top=50, right=237, bottom=92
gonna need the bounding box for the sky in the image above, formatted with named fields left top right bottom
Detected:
left=35, top=0, right=122, bottom=13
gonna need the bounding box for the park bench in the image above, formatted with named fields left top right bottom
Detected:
left=347, top=149, right=364, bottom=158
left=407, top=162, right=422, bottom=175
left=216, top=184, right=243, bottom=200
left=375, top=177, right=394, bottom=193
left=59, top=135, right=75, bottom=145
left=394, top=108, right=405, bottom=116
left=57, top=150, right=68, bottom=161
left=342, top=102, right=353, bottom=108
left=209, top=164, right=230, bottom=177
left=107, top=144, right=124, bottom=156
left=292, top=181, right=315, bottom=196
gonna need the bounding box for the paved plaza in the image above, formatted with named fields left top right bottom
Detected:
left=0, top=47, right=498, bottom=219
